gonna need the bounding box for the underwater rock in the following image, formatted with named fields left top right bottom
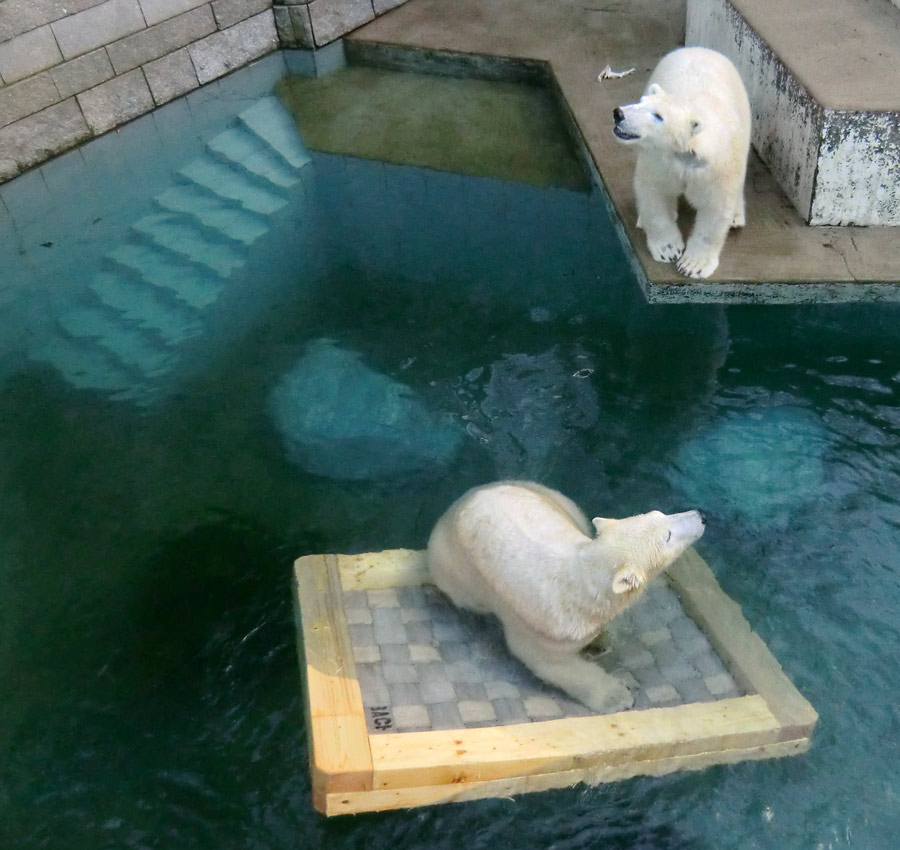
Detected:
left=668, top=406, right=830, bottom=526
left=268, top=339, right=463, bottom=480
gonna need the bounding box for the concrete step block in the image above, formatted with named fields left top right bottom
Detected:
left=29, top=335, right=135, bottom=393
left=207, top=126, right=303, bottom=189
left=687, top=0, right=900, bottom=225
left=131, top=212, right=245, bottom=278
left=178, top=157, right=289, bottom=215
left=237, top=96, right=312, bottom=169
left=89, top=272, right=202, bottom=345
left=154, top=185, right=270, bottom=245
left=57, top=306, right=173, bottom=377
left=106, top=243, right=225, bottom=310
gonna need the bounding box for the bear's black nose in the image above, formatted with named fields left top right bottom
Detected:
left=698, top=510, right=708, bottom=524
left=613, top=107, right=624, bottom=124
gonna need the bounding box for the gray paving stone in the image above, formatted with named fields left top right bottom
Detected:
left=212, top=0, right=271, bottom=30
left=144, top=47, right=202, bottom=107
left=419, top=676, right=455, bottom=705
left=347, top=623, right=375, bottom=646
left=52, top=0, right=145, bottom=61
left=446, top=660, right=482, bottom=684
left=388, top=682, right=421, bottom=706
left=398, top=586, right=429, bottom=607
left=106, top=6, right=215, bottom=74
left=693, top=652, right=730, bottom=678
left=382, top=663, right=417, bottom=685
left=0, top=25, right=62, bottom=85
left=0, top=72, right=61, bottom=130
left=675, top=676, right=714, bottom=704
left=438, top=641, right=469, bottom=663
left=493, top=697, right=528, bottom=723
left=52, top=49, right=116, bottom=100
left=188, top=12, right=277, bottom=86
left=454, top=683, right=487, bottom=702
left=372, top=606, right=406, bottom=644
left=379, top=643, right=410, bottom=665
left=77, top=68, right=154, bottom=135
left=403, top=621, right=432, bottom=643
left=307, top=0, right=375, bottom=47
left=428, top=701, right=463, bottom=731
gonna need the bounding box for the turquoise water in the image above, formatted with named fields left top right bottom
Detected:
left=3, top=65, right=900, bottom=848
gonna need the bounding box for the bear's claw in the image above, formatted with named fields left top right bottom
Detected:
left=677, top=249, right=720, bottom=279
left=647, top=236, right=685, bottom=263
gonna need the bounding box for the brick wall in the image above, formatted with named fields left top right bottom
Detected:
left=0, top=0, right=408, bottom=183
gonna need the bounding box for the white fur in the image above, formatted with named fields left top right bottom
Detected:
left=426, top=481, right=706, bottom=713
left=613, top=47, right=751, bottom=279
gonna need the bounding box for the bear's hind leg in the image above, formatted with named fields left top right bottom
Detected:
left=503, top=622, right=634, bottom=714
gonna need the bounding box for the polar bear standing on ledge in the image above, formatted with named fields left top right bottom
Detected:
left=613, top=47, right=751, bottom=279
left=427, top=481, right=706, bottom=713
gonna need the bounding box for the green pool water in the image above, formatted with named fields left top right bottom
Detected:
left=2, top=60, right=900, bottom=849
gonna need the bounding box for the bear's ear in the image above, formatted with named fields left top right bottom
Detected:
left=646, top=83, right=665, bottom=97
left=592, top=517, right=615, bottom=535
left=612, top=566, right=644, bottom=595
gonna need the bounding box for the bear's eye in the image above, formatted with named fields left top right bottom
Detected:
left=665, top=530, right=672, bottom=543
left=652, top=112, right=664, bottom=123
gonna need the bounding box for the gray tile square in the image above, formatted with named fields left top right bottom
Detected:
left=454, top=682, right=487, bottom=702
left=388, top=682, right=422, bottom=706
left=429, top=701, right=463, bottom=730
left=380, top=643, right=411, bottom=665
left=404, top=621, right=433, bottom=643
left=382, top=663, right=418, bottom=684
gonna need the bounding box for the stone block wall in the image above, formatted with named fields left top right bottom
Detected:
left=0, top=0, right=409, bottom=184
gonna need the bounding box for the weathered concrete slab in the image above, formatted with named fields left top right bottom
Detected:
left=687, top=0, right=900, bottom=226
left=349, top=0, right=900, bottom=303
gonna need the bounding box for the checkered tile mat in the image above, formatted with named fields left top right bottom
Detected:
left=344, top=579, right=742, bottom=734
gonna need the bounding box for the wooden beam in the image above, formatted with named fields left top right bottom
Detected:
left=370, top=695, right=780, bottom=790
left=294, top=554, right=373, bottom=810
left=337, top=548, right=429, bottom=591
left=325, top=737, right=809, bottom=815
left=668, top=548, right=818, bottom=741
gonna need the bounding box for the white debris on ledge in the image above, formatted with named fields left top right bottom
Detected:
left=598, top=65, right=636, bottom=80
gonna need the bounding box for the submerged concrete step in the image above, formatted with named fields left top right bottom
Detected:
left=131, top=213, right=245, bottom=278
left=106, top=244, right=225, bottom=310
left=178, top=159, right=289, bottom=215
left=238, top=96, right=312, bottom=170
left=207, top=126, right=304, bottom=190
left=154, top=185, right=270, bottom=246
left=89, top=272, right=202, bottom=346
left=29, top=335, right=136, bottom=393
left=57, top=307, right=174, bottom=377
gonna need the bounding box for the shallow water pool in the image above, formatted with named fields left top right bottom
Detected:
left=2, top=60, right=900, bottom=849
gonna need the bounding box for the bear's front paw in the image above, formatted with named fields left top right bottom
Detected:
left=583, top=677, right=634, bottom=714
left=677, top=247, right=720, bottom=279
left=647, top=234, right=685, bottom=263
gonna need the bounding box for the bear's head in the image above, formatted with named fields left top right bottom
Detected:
left=612, top=84, right=703, bottom=159
left=587, top=508, right=706, bottom=605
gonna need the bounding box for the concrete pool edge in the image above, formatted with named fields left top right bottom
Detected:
left=346, top=0, right=900, bottom=304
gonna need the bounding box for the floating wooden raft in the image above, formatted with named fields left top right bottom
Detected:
left=293, top=548, right=816, bottom=816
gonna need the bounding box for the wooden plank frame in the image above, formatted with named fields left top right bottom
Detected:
left=293, top=548, right=816, bottom=816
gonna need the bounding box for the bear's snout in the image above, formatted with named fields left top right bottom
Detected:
left=613, top=106, right=625, bottom=124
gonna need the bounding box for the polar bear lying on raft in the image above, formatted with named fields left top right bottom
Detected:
left=613, top=46, right=751, bottom=279
left=427, top=481, right=706, bottom=713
